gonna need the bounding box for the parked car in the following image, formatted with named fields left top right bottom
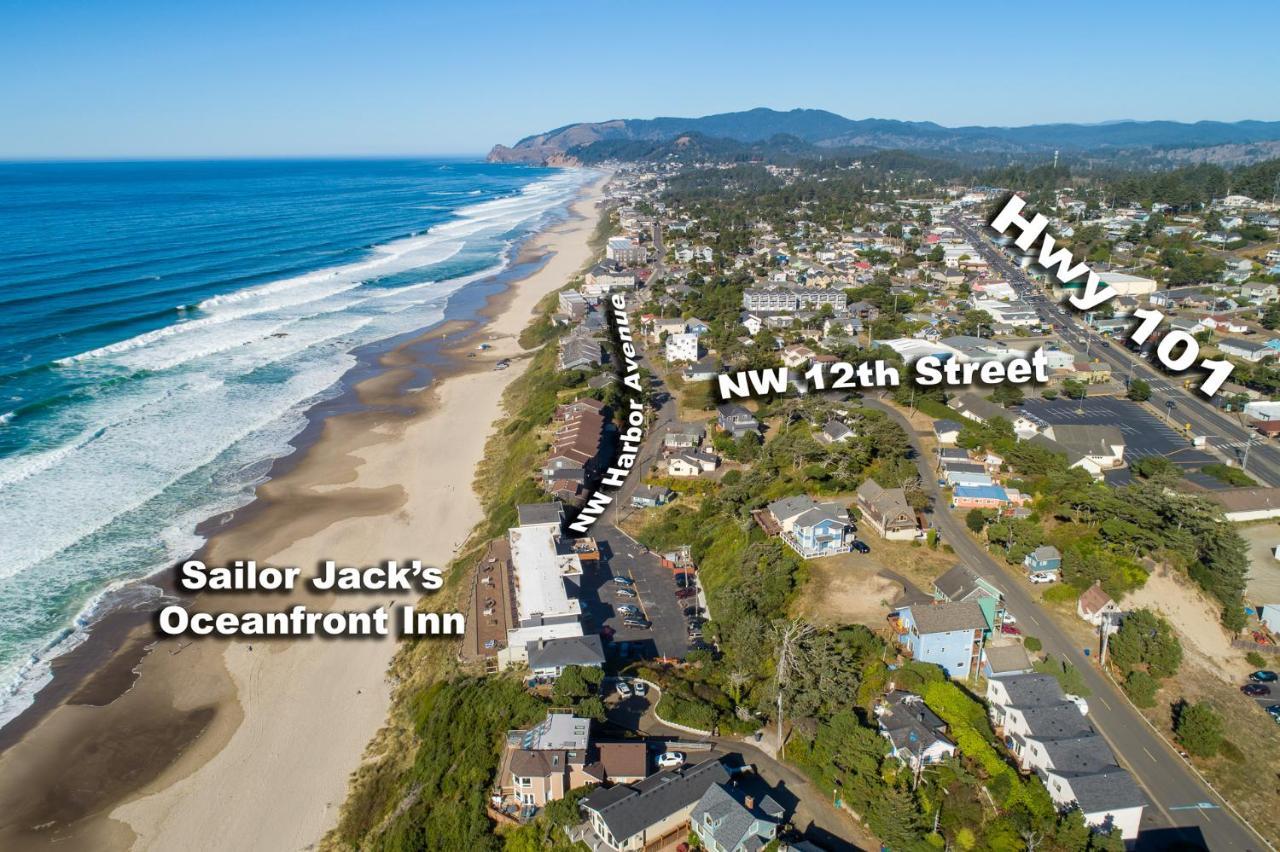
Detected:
left=615, top=587, right=637, bottom=598
left=675, top=588, right=697, bottom=600
left=1064, top=694, right=1089, bottom=716
left=657, top=751, right=685, bottom=768
left=623, top=618, right=651, bottom=629
left=1028, top=572, right=1057, bottom=584
left=1241, top=684, right=1272, bottom=697
left=612, top=575, right=634, bottom=586
left=617, top=604, right=640, bottom=616
left=675, top=573, right=692, bottom=588
left=1249, top=670, right=1278, bottom=683
left=999, top=623, right=1022, bottom=636
left=851, top=540, right=871, bottom=554
left=1001, top=613, right=1017, bottom=624
left=616, top=680, right=632, bottom=697
left=633, top=681, right=647, bottom=697
left=683, top=606, right=704, bottom=618
left=1267, top=704, right=1280, bottom=721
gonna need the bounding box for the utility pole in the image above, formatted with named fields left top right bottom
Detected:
left=1242, top=432, right=1259, bottom=474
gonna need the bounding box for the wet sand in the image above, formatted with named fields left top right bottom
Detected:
left=0, top=174, right=606, bottom=851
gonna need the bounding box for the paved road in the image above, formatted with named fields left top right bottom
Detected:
left=952, top=215, right=1280, bottom=488
left=865, top=397, right=1268, bottom=851
left=605, top=685, right=874, bottom=852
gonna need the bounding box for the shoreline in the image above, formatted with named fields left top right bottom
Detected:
left=0, top=173, right=607, bottom=851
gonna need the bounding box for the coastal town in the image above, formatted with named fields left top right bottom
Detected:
left=339, top=154, right=1280, bottom=852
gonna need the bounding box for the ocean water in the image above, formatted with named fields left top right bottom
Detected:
left=0, top=159, right=592, bottom=728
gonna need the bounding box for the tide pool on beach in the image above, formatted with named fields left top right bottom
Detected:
left=0, top=158, right=592, bottom=729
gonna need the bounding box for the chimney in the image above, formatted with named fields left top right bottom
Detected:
left=744, top=794, right=755, bottom=811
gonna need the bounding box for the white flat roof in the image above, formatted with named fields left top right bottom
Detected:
left=509, top=525, right=582, bottom=622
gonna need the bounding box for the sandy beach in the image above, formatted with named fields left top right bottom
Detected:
left=0, top=173, right=606, bottom=851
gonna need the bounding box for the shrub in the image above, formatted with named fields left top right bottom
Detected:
left=1246, top=651, right=1266, bottom=668
left=1123, top=670, right=1158, bottom=708
left=1175, top=701, right=1223, bottom=758
left=1023, top=636, right=1042, bottom=654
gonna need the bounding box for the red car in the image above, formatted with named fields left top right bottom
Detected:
left=999, top=623, right=1022, bottom=636
left=675, top=588, right=697, bottom=600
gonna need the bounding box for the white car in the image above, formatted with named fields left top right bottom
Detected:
left=615, top=680, right=632, bottom=698
left=633, top=681, right=648, bottom=697
left=656, top=751, right=685, bottom=768
left=1029, top=572, right=1057, bottom=584
left=1001, top=612, right=1017, bottom=624
left=1064, top=694, right=1089, bottom=716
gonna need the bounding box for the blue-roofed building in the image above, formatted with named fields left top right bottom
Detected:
left=951, top=483, right=1010, bottom=510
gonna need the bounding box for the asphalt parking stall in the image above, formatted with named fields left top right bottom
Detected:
left=587, top=533, right=690, bottom=661
left=1018, top=397, right=1222, bottom=487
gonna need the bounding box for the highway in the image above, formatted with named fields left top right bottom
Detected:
left=952, top=216, right=1280, bottom=487
left=865, top=398, right=1268, bottom=851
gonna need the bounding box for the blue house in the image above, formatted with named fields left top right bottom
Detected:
left=890, top=601, right=988, bottom=679
left=765, top=496, right=853, bottom=559
left=1023, top=545, right=1062, bottom=578
left=690, top=782, right=784, bottom=852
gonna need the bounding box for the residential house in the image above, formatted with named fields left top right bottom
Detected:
left=683, top=355, right=720, bottom=382
left=986, top=675, right=1145, bottom=840
left=1024, top=545, right=1062, bottom=580
left=667, top=450, right=719, bottom=478
left=932, top=564, right=1003, bottom=616
left=558, top=330, right=603, bottom=371
left=1219, top=338, right=1274, bottom=363
left=716, top=404, right=761, bottom=439
left=581, top=758, right=734, bottom=852
left=982, top=643, right=1034, bottom=678
left=890, top=600, right=987, bottom=679
left=1076, top=582, right=1121, bottom=628
left=1240, top=281, right=1279, bottom=304
left=630, top=484, right=674, bottom=509
left=934, top=419, right=962, bottom=445
left=666, top=332, right=701, bottom=363
left=817, top=419, right=855, bottom=445
left=856, top=479, right=918, bottom=540
left=606, top=236, right=646, bottom=265
left=951, top=392, right=1012, bottom=426
left=1032, top=425, right=1124, bottom=478
left=664, top=422, right=705, bottom=451
left=876, top=690, right=958, bottom=770
left=498, top=713, right=593, bottom=809
left=765, top=495, right=854, bottom=558
left=689, top=783, right=785, bottom=852
left=1206, top=486, right=1280, bottom=521
left=584, top=263, right=638, bottom=296
left=526, top=634, right=605, bottom=680
left=951, top=483, right=1011, bottom=510
left=1202, top=314, right=1250, bottom=334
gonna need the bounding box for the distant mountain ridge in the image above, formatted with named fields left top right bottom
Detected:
left=487, top=107, right=1280, bottom=164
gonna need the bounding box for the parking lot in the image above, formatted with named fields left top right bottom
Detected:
left=1018, top=397, right=1223, bottom=488
left=576, top=531, right=690, bottom=661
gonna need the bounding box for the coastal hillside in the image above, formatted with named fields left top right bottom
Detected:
left=487, top=106, right=1280, bottom=165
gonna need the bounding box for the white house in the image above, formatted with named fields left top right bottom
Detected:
left=665, top=332, right=701, bottom=364
left=666, top=451, right=719, bottom=477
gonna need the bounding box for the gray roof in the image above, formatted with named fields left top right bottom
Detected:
left=908, top=600, right=987, bottom=634
left=517, top=502, right=565, bottom=528
left=1058, top=766, right=1148, bottom=813
left=983, top=643, right=1033, bottom=675
left=933, top=564, right=988, bottom=602
left=952, top=392, right=1010, bottom=423
left=998, top=673, right=1065, bottom=708
left=691, top=783, right=783, bottom=852
left=1049, top=425, right=1123, bottom=458
left=768, top=496, right=848, bottom=528
left=1039, top=734, right=1117, bottom=775
left=823, top=420, right=854, bottom=441
left=878, top=691, right=953, bottom=756
left=1028, top=545, right=1061, bottom=562
left=526, top=634, right=605, bottom=670
left=583, top=758, right=732, bottom=842
left=934, top=418, right=963, bottom=434
left=938, top=448, right=971, bottom=461
left=941, top=461, right=986, bottom=475
left=1022, top=704, right=1094, bottom=740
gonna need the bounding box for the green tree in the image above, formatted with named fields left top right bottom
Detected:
left=1123, top=670, right=1158, bottom=708
left=552, top=665, right=603, bottom=704
left=1262, top=302, right=1280, bottom=331
left=965, top=508, right=990, bottom=533
left=1108, top=609, right=1183, bottom=680
left=1175, top=701, right=1223, bottom=757
left=1126, top=378, right=1152, bottom=402
left=1061, top=378, right=1088, bottom=400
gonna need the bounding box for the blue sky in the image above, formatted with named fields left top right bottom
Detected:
left=2, top=0, right=1277, bottom=159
